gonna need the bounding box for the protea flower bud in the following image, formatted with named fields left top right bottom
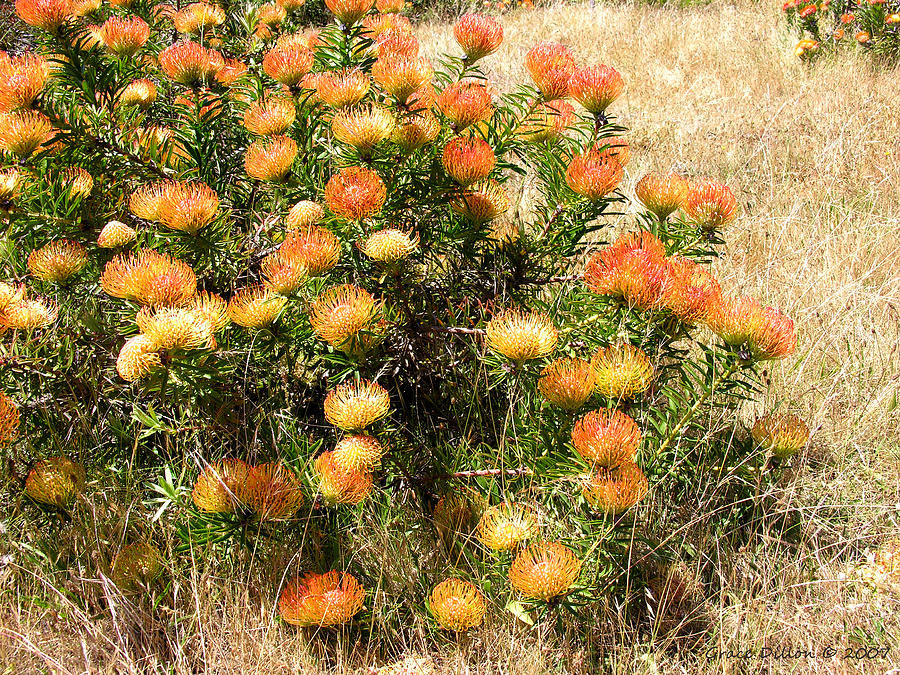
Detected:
left=116, top=334, right=162, bottom=381
left=705, top=296, right=796, bottom=360
left=284, top=200, right=325, bottom=229
left=242, top=462, right=305, bottom=520
left=591, top=343, right=654, bottom=399
left=508, top=542, right=582, bottom=600
left=429, top=579, right=486, bottom=631
left=227, top=285, right=287, bottom=328
left=101, top=249, right=197, bottom=307
left=568, top=65, right=623, bottom=114
left=635, top=172, right=689, bottom=221
left=28, top=239, right=88, bottom=283
left=454, top=13, right=503, bottom=61
left=476, top=502, right=537, bottom=551
left=332, top=105, right=395, bottom=154
left=436, top=80, right=492, bottom=130
left=110, top=542, right=164, bottom=589
left=314, top=451, right=374, bottom=505
left=309, top=283, right=386, bottom=356
left=485, top=308, right=557, bottom=363
left=324, top=379, right=391, bottom=430
left=243, top=95, right=296, bottom=135
left=136, top=306, right=215, bottom=351
left=0, top=392, right=20, bottom=445
left=390, top=110, right=440, bottom=153
left=100, top=15, right=149, bottom=57
left=442, top=136, right=495, bottom=186
left=538, top=357, right=596, bottom=411
left=333, top=434, right=384, bottom=472
left=15, top=0, right=74, bottom=32
left=372, top=55, right=433, bottom=103
left=158, top=41, right=223, bottom=86
left=278, top=571, right=365, bottom=627
left=582, top=462, right=648, bottom=514
left=661, top=257, right=721, bottom=325
left=565, top=150, right=623, bottom=201
left=324, top=0, right=374, bottom=25
left=0, top=110, right=52, bottom=158
left=525, top=42, right=575, bottom=101
left=0, top=53, right=49, bottom=112
left=157, top=181, right=219, bottom=234
left=583, top=231, right=672, bottom=310
left=97, top=220, right=136, bottom=248
left=751, top=412, right=810, bottom=458
left=244, top=135, right=298, bottom=182
left=324, top=166, right=386, bottom=221
left=263, top=44, right=314, bottom=86
left=25, top=456, right=85, bottom=508
left=571, top=408, right=640, bottom=467
left=262, top=226, right=341, bottom=293
left=358, top=228, right=418, bottom=264
left=191, top=458, right=251, bottom=513
left=684, top=179, right=737, bottom=230
left=450, top=180, right=510, bottom=223
left=517, top=100, right=574, bottom=143
left=317, top=69, right=371, bottom=108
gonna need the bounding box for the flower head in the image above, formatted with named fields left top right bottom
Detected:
left=0, top=53, right=49, bottom=112
left=391, top=110, right=440, bottom=153
left=635, top=172, right=689, bottom=221
left=0, top=168, right=23, bottom=201
left=101, top=249, right=197, bottom=307
left=376, top=30, right=420, bottom=58
left=15, top=0, right=74, bottom=32
left=751, top=411, right=810, bottom=458
left=660, top=257, right=721, bottom=324
left=3, top=295, right=58, bottom=330
left=258, top=2, right=287, bottom=25
left=158, top=181, right=219, bottom=234
left=571, top=408, right=640, bottom=467
left=173, top=2, right=226, bottom=33
left=486, top=308, right=557, bottom=362
left=538, top=357, right=596, bottom=411
left=263, top=44, right=314, bottom=85
left=508, top=542, right=581, bottom=600
left=517, top=100, right=574, bottom=143
left=110, top=542, right=164, bottom=589
left=100, top=16, right=149, bottom=57
left=324, top=379, right=391, bottom=431
left=324, top=166, right=386, bottom=221
left=116, top=334, right=162, bottom=380
left=436, top=80, right=492, bottom=130
left=454, top=13, right=503, bottom=61
left=309, top=284, right=386, bottom=355
left=583, top=231, right=672, bottom=310
left=217, top=58, right=248, bottom=86
left=136, top=306, right=215, bottom=351
left=158, top=41, right=223, bottom=86
left=362, top=13, right=412, bottom=38
left=433, top=491, right=479, bottom=535
left=227, top=285, right=287, bottom=328
left=591, top=343, right=654, bottom=399
left=191, top=458, right=251, bottom=513
left=242, top=462, right=305, bottom=520
left=0, top=110, right=52, bottom=158
left=0, top=392, right=20, bottom=445
left=332, top=105, right=395, bottom=154
left=263, top=226, right=341, bottom=293
left=314, top=451, right=374, bottom=505
left=705, top=296, right=796, bottom=360
left=129, top=182, right=170, bottom=222
left=285, top=200, right=325, bottom=229
left=582, top=462, right=648, bottom=514
left=450, top=180, right=510, bottom=223
left=525, top=42, right=575, bottom=101
left=97, top=220, right=136, bottom=248
left=278, top=571, right=365, bottom=627
left=245, top=135, right=298, bottom=182
left=28, top=239, right=87, bottom=283
left=372, top=56, right=433, bottom=103
left=568, top=65, right=623, bottom=114
left=566, top=150, right=624, bottom=201
left=243, top=96, right=296, bottom=135
left=442, top=136, right=495, bottom=186
left=25, top=456, right=85, bottom=508
left=325, top=0, right=374, bottom=24
left=477, top=502, right=537, bottom=551
left=358, top=228, right=418, bottom=263
left=333, top=434, right=384, bottom=471
left=429, top=579, right=485, bottom=631
left=376, top=0, right=404, bottom=11
left=191, top=290, right=229, bottom=331
left=317, top=69, right=371, bottom=108
left=63, top=167, right=93, bottom=198
left=684, top=180, right=737, bottom=230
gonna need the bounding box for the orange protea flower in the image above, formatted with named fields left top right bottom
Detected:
left=450, top=180, right=510, bottom=223
left=477, top=502, right=537, bottom=551
left=333, top=434, right=384, bottom=471
left=436, top=80, right=493, bottom=130
left=158, top=41, right=223, bottom=86
left=591, top=343, right=654, bottom=399
left=242, top=462, right=305, bottom=520
left=191, top=290, right=229, bottom=331
left=376, top=0, right=404, bottom=11
left=217, top=58, right=248, bottom=86
left=571, top=408, right=640, bottom=466
left=314, top=451, right=374, bottom=505
left=97, top=220, right=136, bottom=248
left=279, top=571, right=365, bottom=627
left=583, top=231, right=672, bottom=310
left=429, top=579, right=485, bottom=631
left=279, top=0, right=306, bottom=10
left=391, top=110, right=440, bottom=153
left=324, top=379, right=391, bottom=431
left=705, top=296, right=796, bottom=360
left=0, top=282, right=24, bottom=313
left=110, top=542, right=164, bottom=589
left=28, top=239, right=87, bottom=283
left=517, top=99, right=575, bottom=143
left=874, top=540, right=900, bottom=577
left=119, top=79, right=156, bottom=108
left=376, top=30, right=419, bottom=59
left=15, top=0, right=74, bottom=32
left=362, top=13, right=412, bottom=38
left=243, top=96, right=296, bottom=135
left=0, top=110, right=52, bottom=158
left=157, top=181, right=219, bottom=234
left=129, top=182, right=171, bottom=222
left=263, top=44, right=314, bottom=86
left=325, top=0, right=374, bottom=24
left=358, top=228, right=418, bottom=264
left=71, top=0, right=100, bottom=15
left=660, top=257, right=721, bottom=324
left=855, top=31, right=870, bottom=43
left=684, top=179, right=737, bottom=230
left=24, top=457, right=85, bottom=508
left=485, top=308, right=557, bottom=362
left=136, top=306, right=215, bottom=351
left=191, top=458, right=250, bottom=513
left=0, top=392, right=20, bottom=445
left=226, top=285, right=287, bottom=328
left=317, top=69, right=371, bottom=108
left=262, top=226, right=341, bottom=293
left=116, top=334, right=162, bottom=381
left=324, top=166, right=386, bottom=221
left=372, top=55, right=433, bottom=103
left=538, top=357, right=596, bottom=411
left=0, top=53, right=48, bottom=112
left=100, top=16, right=149, bottom=57
left=101, top=249, right=197, bottom=307
left=4, top=296, right=57, bottom=329
left=525, top=42, right=575, bottom=101
left=255, top=23, right=274, bottom=40
left=173, top=2, right=226, bottom=33
left=62, top=167, right=93, bottom=198
left=751, top=412, right=810, bottom=458
left=284, top=200, right=325, bottom=229
left=442, top=136, right=495, bottom=186
left=635, top=172, right=689, bottom=220
left=568, top=65, right=624, bottom=114
left=454, top=13, right=503, bottom=61
left=433, top=490, right=480, bottom=535
left=245, top=135, right=298, bottom=182
left=332, top=105, right=395, bottom=154
left=582, top=462, right=649, bottom=515
left=258, top=2, right=287, bottom=25
left=509, top=542, right=581, bottom=600
left=0, top=168, right=23, bottom=201
left=565, top=150, right=623, bottom=201
left=309, top=284, right=386, bottom=355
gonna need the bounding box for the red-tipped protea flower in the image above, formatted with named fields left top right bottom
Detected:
left=243, top=96, right=296, bottom=135
left=245, top=135, right=298, bottom=182
left=0, top=110, right=52, bottom=158
left=100, top=16, right=149, bottom=57
left=485, top=308, right=557, bottom=363
left=136, top=306, right=215, bottom=351
left=314, top=451, right=374, bottom=505
left=538, top=357, right=596, bottom=411
left=262, top=44, right=314, bottom=86
left=63, top=167, right=93, bottom=198
left=317, top=69, right=371, bottom=108
left=0, top=392, right=20, bottom=445
left=324, top=379, right=391, bottom=431
left=101, top=249, right=197, bottom=307
left=568, top=65, right=624, bottom=114
left=358, top=228, right=418, bottom=264
left=453, top=13, right=503, bottom=62
left=525, top=42, right=575, bottom=101
left=429, top=579, right=485, bottom=631
left=333, top=434, right=384, bottom=472
left=508, top=542, right=582, bottom=600
left=583, top=462, right=648, bottom=515
left=0, top=53, right=49, bottom=112
left=173, top=2, right=226, bottom=33
left=15, top=0, right=74, bottom=32
left=332, top=105, right=395, bottom=154
left=565, top=149, right=624, bottom=201
left=227, top=285, right=288, bottom=328
left=158, top=181, right=219, bottom=234
left=591, top=343, right=654, bottom=399
left=450, top=180, right=510, bottom=223
left=436, top=80, right=493, bottom=130
left=684, top=179, right=737, bottom=230
left=110, top=542, right=164, bottom=589
left=517, top=100, right=575, bottom=143
left=129, top=182, right=170, bottom=222
left=25, top=456, right=85, bottom=508
left=325, top=0, right=374, bottom=24
left=28, top=239, right=87, bottom=283
left=97, top=220, right=136, bottom=248
left=158, top=41, right=223, bottom=86
left=705, top=296, right=796, bottom=360
left=217, top=58, right=248, bottom=87
left=442, top=136, right=495, bottom=186
left=372, top=55, right=433, bottom=103
left=284, top=200, right=325, bottom=229
left=583, top=231, right=672, bottom=310
left=635, top=172, right=689, bottom=221
left=116, top=334, right=162, bottom=381
left=242, top=462, right=305, bottom=520
left=262, top=226, right=341, bottom=294
left=191, top=458, right=251, bottom=513
left=476, top=502, right=537, bottom=551
left=571, top=408, right=640, bottom=467
left=660, top=257, right=721, bottom=324
left=391, top=110, right=440, bottom=153
left=376, top=30, right=419, bottom=59
left=750, top=411, right=810, bottom=458
left=309, top=284, right=386, bottom=356
left=4, top=296, right=58, bottom=330
left=324, top=166, right=386, bottom=221
left=279, top=571, right=365, bottom=627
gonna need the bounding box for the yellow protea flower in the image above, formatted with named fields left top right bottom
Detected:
left=429, top=578, right=486, bottom=632
left=136, top=306, right=215, bottom=351
left=324, top=379, right=391, bottom=431
left=538, top=357, right=596, bottom=411
left=317, top=68, right=371, bottom=108
left=173, top=2, right=226, bottom=33
left=262, top=226, right=341, bottom=294
left=278, top=571, right=365, bottom=627
left=333, top=434, right=384, bottom=472
left=191, top=458, right=251, bottom=513
left=110, top=542, right=164, bottom=590
left=508, top=542, right=582, bottom=601
left=227, top=285, right=287, bottom=328
left=476, top=502, right=537, bottom=551
left=332, top=105, right=395, bottom=155
left=450, top=180, right=510, bottom=224
left=485, top=309, right=557, bottom=363
left=309, top=284, right=386, bottom=356
left=101, top=250, right=197, bottom=307
left=571, top=408, right=640, bottom=467
left=243, top=95, right=296, bottom=135
left=750, top=411, right=810, bottom=458
left=192, top=290, right=229, bottom=331
left=0, top=168, right=23, bottom=201
left=324, top=166, right=386, bottom=222
left=28, top=239, right=88, bottom=283
left=0, top=282, right=24, bottom=312
left=129, top=182, right=171, bottom=222
left=314, top=451, right=373, bottom=505
left=390, top=110, right=440, bottom=153
left=24, top=457, right=85, bottom=508
left=433, top=491, right=480, bottom=536
left=62, top=168, right=92, bottom=199
left=0, top=53, right=48, bottom=113
left=284, top=200, right=326, bottom=229
left=324, top=0, right=374, bottom=24
left=97, top=220, right=136, bottom=248
left=0, top=110, right=52, bottom=158
left=4, top=296, right=58, bottom=329
left=591, top=343, right=654, bottom=399
left=582, top=462, right=649, bottom=515
left=242, top=462, right=305, bottom=520
left=358, top=228, right=418, bottom=264
left=116, top=334, right=163, bottom=381
left=120, top=78, right=156, bottom=108
left=635, top=172, right=689, bottom=221
left=245, top=135, right=298, bottom=182
left=157, top=181, right=219, bottom=234
left=0, top=392, right=20, bottom=445
left=372, top=55, right=433, bottom=103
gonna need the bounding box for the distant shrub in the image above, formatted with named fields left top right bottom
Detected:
left=784, top=0, right=900, bottom=60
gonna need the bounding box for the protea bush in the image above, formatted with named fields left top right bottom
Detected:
left=0, top=0, right=806, bottom=666
left=783, top=0, right=900, bottom=60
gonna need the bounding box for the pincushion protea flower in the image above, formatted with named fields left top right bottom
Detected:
left=684, top=179, right=737, bottom=230
left=376, top=30, right=420, bottom=59
left=158, top=181, right=219, bottom=234
left=332, top=105, right=395, bottom=154
left=0, top=392, right=20, bottom=445
left=433, top=491, right=480, bottom=535
left=97, top=220, right=136, bottom=248
left=0, top=168, right=23, bottom=201
left=442, top=136, right=495, bottom=186
left=279, top=571, right=365, bottom=627
left=263, top=44, right=314, bottom=86
left=116, top=334, right=162, bottom=381
left=136, top=306, right=215, bottom=351
left=243, top=96, right=296, bottom=135
left=635, top=172, right=689, bottom=221
left=317, top=69, right=371, bottom=108
left=376, top=0, right=404, bottom=12
left=110, top=542, right=164, bottom=589
left=101, top=249, right=197, bottom=307
left=227, top=285, right=287, bottom=328
left=324, top=379, right=391, bottom=431
left=359, top=229, right=418, bottom=264
left=217, top=58, right=248, bottom=87
left=0, top=282, right=24, bottom=313
left=372, top=55, right=433, bottom=103
left=63, top=167, right=93, bottom=198
left=4, top=296, right=57, bottom=329
left=129, top=182, right=171, bottom=222
left=191, top=290, right=228, bottom=331
left=0, top=53, right=48, bottom=112
left=591, top=343, right=654, bottom=399
left=517, top=100, right=574, bottom=143
left=525, top=42, right=575, bottom=101
left=362, top=13, right=412, bottom=38
left=705, top=296, right=796, bottom=360
left=476, top=502, right=537, bottom=551
left=243, top=462, right=305, bottom=520
left=325, top=167, right=386, bottom=221
left=429, top=579, right=486, bottom=631
left=28, top=239, right=87, bottom=283
left=751, top=411, right=809, bottom=458
left=538, top=357, right=596, bottom=411
left=583, top=231, right=671, bottom=310
left=436, top=80, right=493, bottom=130
left=158, top=41, right=223, bottom=85
left=285, top=200, right=325, bottom=229
left=15, top=0, right=74, bottom=31
left=571, top=408, right=640, bottom=467
left=325, top=0, right=374, bottom=24
left=661, top=257, right=721, bottom=325
left=566, top=150, right=624, bottom=201
left=173, top=2, right=226, bottom=33
left=100, top=16, right=149, bottom=57
left=0, top=110, right=52, bottom=158
left=192, top=458, right=251, bottom=513
left=25, top=456, right=85, bottom=507
left=583, top=462, right=648, bottom=514
left=454, top=13, right=503, bottom=62
left=309, top=284, right=386, bottom=356
left=509, top=542, right=582, bottom=601
left=568, top=65, right=624, bottom=114
left=262, top=226, right=341, bottom=294
left=450, top=180, right=510, bottom=224
left=245, top=135, right=298, bottom=182
left=486, top=308, right=557, bottom=363
left=258, top=2, right=287, bottom=25
left=391, top=110, right=440, bottom=153
left=333, top=434, right=384, bottom=471
left=314, top=451, right=374, bottom=505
